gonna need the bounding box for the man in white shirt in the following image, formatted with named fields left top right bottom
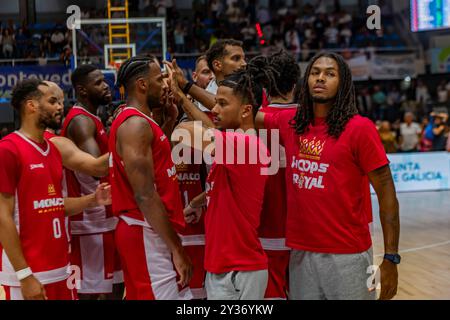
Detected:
left=399, top=112, right=421, bottom=152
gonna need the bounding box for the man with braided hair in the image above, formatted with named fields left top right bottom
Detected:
left=109, top=54, right=193, bottom=300
left=256, top=52, right=400, bottom=300
left=256, top=50, right=300, bottom=300
left=171, top=56, right=278, bottom=300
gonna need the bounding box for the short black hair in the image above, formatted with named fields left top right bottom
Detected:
left=71, top=64, right=98, bottom=89
left=205, top=39, right=243, bottom=72
left=219, top=55, right=280, bottom=118
left=11, top=79, right=48, bottom=111
left=116, top=54, right=157, bottom=90
left=268, top=50, right=300, bottom=96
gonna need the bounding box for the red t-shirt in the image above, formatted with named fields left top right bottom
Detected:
left=257, top=103, right=296, bottom=251
left=204, top=130, right=269, bottom=274
left=264, top=112, right=388, bottom=254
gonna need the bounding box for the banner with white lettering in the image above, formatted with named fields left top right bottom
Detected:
left=0, top=65, right=72, bottom=92
left=370, top=53, right=417, bottom=80
left=372, top=152, right=450, bottom=193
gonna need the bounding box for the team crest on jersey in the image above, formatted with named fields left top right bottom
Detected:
left=298, top=136, right=325, bottom=160
left=48, top=184, right=56, bottom=196
left=160, top=135, right=167, bottom=142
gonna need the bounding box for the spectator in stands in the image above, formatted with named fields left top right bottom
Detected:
left=372, top=85, right=387, bottom=120
left=340, top=23, right=352, bottom=47
left=50, top=29, right=65, bottom=54
left=431, top=112, right=449, bottom=151
left=174, top=22, right=186, bottom=53
left=416, top=79, right=430, bottom=105
left=378, top=121, right=398, bottom=153
left=2, top=29, right=15, bottom=59
left=399, top=112, right=421, bottom=152
left=210, top=0, right=223, bottom=21
left=256, top=6, right=271, bottom=25
left=15, top=28, right=29, bottom=58
left=241, top=21, right=256, bottom=51
left=285, top=27, right=300, bottom=60
left=437, top=80, right=449, bottom=104
left=324, top=22, right=339, bottom=48
left=419, top=117, right=433, bottom=152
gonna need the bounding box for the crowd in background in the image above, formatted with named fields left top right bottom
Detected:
left=0, top=0, right=449, bottom=151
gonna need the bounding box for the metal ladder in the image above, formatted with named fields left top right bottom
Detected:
left=107, top=0, right=131, bottom=66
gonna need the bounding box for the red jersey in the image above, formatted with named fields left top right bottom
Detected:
left=44, top=130, right=57, bottom=140
left=0, top=132, right=70, bottom=286
left=265, top=113, right=389, bottom=254
left=176, top=154, right=205, bottom=245
left=204, top=130, right=269, bottom=274
left=258, top=103, right=296, bottom=251
left=60, top=105, right=117, bottom=235
left=109, top=106, right=185, bottom=232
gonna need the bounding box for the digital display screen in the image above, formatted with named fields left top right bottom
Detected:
left=411, top=0, right=450, bottom=31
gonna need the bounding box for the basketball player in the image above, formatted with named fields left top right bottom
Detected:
left=173, top=58, right=273, bottom=300
left=42, top=81, right=109, bottom=178
left=192, top=55, right=214, bottom=90
left=110, top=55, right=193, bottom=300
left=0, top=79, right=111, bottom=300
left=167, top=39, right=247, bottom=112
left=61, top=65, right=122, bottom=299
left=256, top=52, right=400, bottom=300
left=257, top=51, right=300, bottom=300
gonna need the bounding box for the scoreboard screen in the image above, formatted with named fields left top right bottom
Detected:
left=411, top=0, right=450, bottom=31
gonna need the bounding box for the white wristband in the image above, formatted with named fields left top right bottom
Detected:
left=16, top=267, right=33, bottom=281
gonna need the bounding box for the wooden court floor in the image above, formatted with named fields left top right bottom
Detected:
left=1, top=190, right=449, bottom=300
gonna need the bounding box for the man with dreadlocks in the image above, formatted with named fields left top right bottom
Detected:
left=256, top=52, right=400, bottom=300
left=172, top=56, right=273, bottom=300
left=109, top=54, right=193, bottom=300
left=256, top=50, right=300, bottom=300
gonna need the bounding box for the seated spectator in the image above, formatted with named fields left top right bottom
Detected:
left=51, top=29, right=65, bottom=54
left=399, top=112, right=421, bottom=152
left=378, top=121, right=398, bottom=153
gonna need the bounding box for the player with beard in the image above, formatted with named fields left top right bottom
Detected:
left=0, top=79, right=111, bottom=300
left=256, top=52, right=400, bottom=300
left=42, top=81, right=109, bottom=178
left=60, top=65, right=123, bottom=299
left=109, top=55, right=193, bottom=300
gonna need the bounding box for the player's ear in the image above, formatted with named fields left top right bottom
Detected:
left=241, top=104, right=253, bottom=119
left=213, top=59, right=221, bottom=73
left=25, top=99, right=39, bottom=114
left=76, top=85, right=88, bottom=97
left=136, top=77, right=147, bottom=91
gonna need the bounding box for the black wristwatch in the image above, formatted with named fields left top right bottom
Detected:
left=384, top=253, right=401, bottom=264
